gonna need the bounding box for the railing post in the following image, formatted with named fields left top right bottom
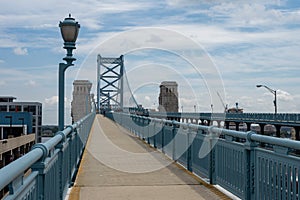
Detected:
left=56, top=133, right=65, bottom=200
left=142, top=117, right=145, bottom=140
left=244, top=131, right=257, bottom=200
left=161, top=119, right=165, bottom=154
left=30, top=143, right=50, bottom=200
left=187, top=124, right=193, bottom=172
left=147, top=118, right=150, bottom=144
left=153, top=120, right=157, bottom=148
left=66, top=125, right=75, bottom=186
left=208, top=127, right=217, bottom=185
left=172, top=120, right=176, bottom=160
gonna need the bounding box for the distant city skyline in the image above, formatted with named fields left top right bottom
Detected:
left=0, top=1, right=300, bottom=124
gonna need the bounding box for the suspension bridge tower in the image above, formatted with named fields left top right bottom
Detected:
left=97, top=54, right=124, bottom=112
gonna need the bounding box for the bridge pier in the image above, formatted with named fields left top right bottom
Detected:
left=295, top=127, right=300, bottom=141
left=200, top=119, right=205, bottom=125
left=207, top=120, right=211, bottom=126
left=246, top=123, right=251, bottom=131
left=259, top=124, right=266, bottom=147
left=274, top=125, right=281, bottom=138
left=225, top=121, right=230, bottom=129
left=259, top=124, right=265, bottom=135
left=235, top=122, right=240, bottom=131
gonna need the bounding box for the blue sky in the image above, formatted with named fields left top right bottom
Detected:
left=0, top=0, right=300, bottom=125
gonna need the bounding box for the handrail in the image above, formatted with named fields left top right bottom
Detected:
left=0, top=111, right=95, bottom=196
left=122, top=112, right=300, bottom=149
left=148, top=112, right=300, bottom=123
left=0, top=147, right=43, bottom=190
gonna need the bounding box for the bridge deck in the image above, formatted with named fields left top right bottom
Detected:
left=69, top=115, right=228, bottom=200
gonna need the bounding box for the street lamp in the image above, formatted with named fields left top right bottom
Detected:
left=256, top=84, right=277, bottom=114
left=58, top=14, right=80, bottom=130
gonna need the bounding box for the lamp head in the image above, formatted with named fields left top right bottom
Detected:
left=256, top=85, right=262, bottom=88
left=59, top=14, right=80, bottom=65
left=59, top=14, right=80, bottom=43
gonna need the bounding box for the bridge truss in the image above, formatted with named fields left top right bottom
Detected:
left=97, top=54, right=124, bottom=112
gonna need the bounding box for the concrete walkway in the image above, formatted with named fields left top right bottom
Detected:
left=69, top=115, right=230, bottom=200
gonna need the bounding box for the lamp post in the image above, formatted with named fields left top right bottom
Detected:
left=256, top=84, right=277, bottom=114
left=58, top=14, right=80, bottom=130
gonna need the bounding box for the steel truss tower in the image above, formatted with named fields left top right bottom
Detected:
left=97, top=54, right=124, bottom=112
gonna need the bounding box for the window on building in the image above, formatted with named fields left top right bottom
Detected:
left=9, top=105, right=15, bottom=112
left=0, top=105, right=7, bottom=111
left=29, top=106, right=36, bottom=115
left=10, top=105, right=21, bottom=112
left=23, top=105, right=29, bottom=112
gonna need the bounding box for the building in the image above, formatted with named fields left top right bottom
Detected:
left=0, top=112, right=32, bottom=139
left=0, top=97, right=38, bottom=197
left=0, top=96, right=42, bottom=142
left=71, top=80, right=93, bottom=123
left=158, top=81, right=178, bottom=113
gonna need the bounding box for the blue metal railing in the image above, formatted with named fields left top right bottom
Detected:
left=149, top=112, right=300, bottom=125
left=0, top=112, right=95, bottom=200
left=107, top=112, right=300, bottom=200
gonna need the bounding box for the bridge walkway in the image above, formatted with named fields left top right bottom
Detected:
left=69, top=115, right=229, bottom=200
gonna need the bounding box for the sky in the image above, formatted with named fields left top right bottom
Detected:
left=0, top=0, right=300, bottom=125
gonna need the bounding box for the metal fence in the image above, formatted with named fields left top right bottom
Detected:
left=107, top=112, right=300, bottom=200
left=149, top=112, right=300, bottom=124
left=0, top=112, right=95, bottom=200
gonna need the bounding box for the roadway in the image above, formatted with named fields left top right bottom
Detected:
left=68, top=114, right=229, bottom=200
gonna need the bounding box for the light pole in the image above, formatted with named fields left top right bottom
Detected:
left=256, top=84, right=277, bottom=114
left=58, top=14, right=80, bottom=130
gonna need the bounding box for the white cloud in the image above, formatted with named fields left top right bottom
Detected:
left=25, top=80, right=37, bottom=87
left=209, top=3, right=300, bottom=27
left=44, top=96, right=71, bottom=106
left=166, top=0, right=282, bottom=6
left=0, top=80, right=6, bottom=86
left=277, top=89, right=294, bottom=101
left=45, top=96, right=58, bottom=105
left=13, top=47, right=28, bottom=55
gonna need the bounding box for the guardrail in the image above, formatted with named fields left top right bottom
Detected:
left=149, top=112, right=300, bottom=125
left=107, top=112, right=300, bottom=200
left=0, top=112, right=95, bottom=200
